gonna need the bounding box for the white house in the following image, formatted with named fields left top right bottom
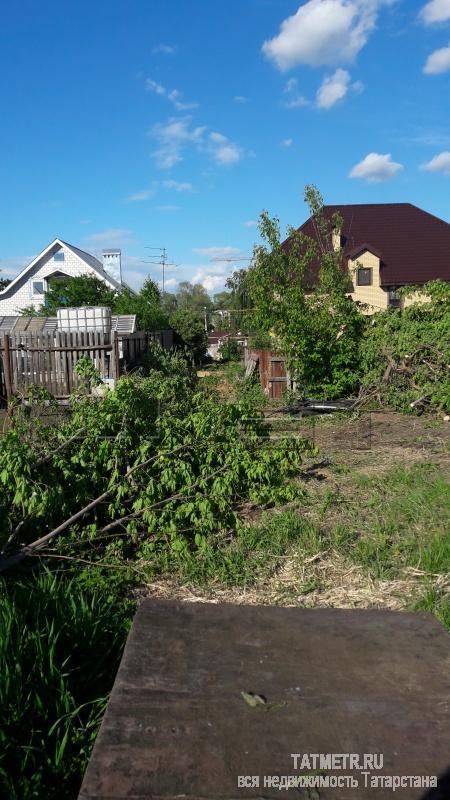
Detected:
left=0, top=238, right=133, bottom=315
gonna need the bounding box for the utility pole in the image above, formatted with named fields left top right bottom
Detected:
left=142, top=247, right=177, bottom=297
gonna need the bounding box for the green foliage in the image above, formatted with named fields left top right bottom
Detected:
left=0, top=346, right=313, bottom=561
left=22, top=273, right=170, bottom=332
left=0, top=570, right=130, bottom=800
left=148, top=511, right=313, bottom=587
left=176, top=281, right=212, bottom=315
left=218, top=339, right=241, bottom=362
left=169, top=308, right=208, bottom=362
left=248, top=186, right=364, bottom=398
left=359, top=281, right=450, bottom=412
left=113, top=278, right=169, bottom=331
left=18, top=304, right=44, bottom=317
left=0, top=277, right=11, bottom=291
left=43, top=275, right=117, bottom=314
left=73, top=355, right=102, bottom=392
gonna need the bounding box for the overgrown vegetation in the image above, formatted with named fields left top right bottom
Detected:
left=2, top=184, right=449, bottom=800
left=359, top=280, right=450, bottom=413
left=245, top=186, right=449, bottom=412
left=0, top=344, right=316, bottom=796
left=247, top=185, right=365, bottom=398
left=0, top=570, right=131, bottom=800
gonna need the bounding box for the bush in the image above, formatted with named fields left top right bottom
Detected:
left=169, top=309, right=208, bottom=363
left=359, top=281, right=450, bottom=412
left=218, top=339, right=241, bottom=361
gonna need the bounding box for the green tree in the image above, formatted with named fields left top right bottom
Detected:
left=169, top=308, right=208, bottom=363
left=0, top=277, right=11, bottom=291
left=160, top=291, right=178, bottom=315
left=176, top=281, right=213, bottom=315
left=247, top=185, right=364, bottom=398
left=43, top=275, right=117, bottom=314
left=225, top=269, right=250, bottom=310
left=113, top=278, right=168, bottom=330
left=212, top=290, right=232, bottom=310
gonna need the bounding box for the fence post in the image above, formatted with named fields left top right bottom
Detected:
left=112, top=331, right=120, bottom=383
left=3, top=334, right=13, bottom=402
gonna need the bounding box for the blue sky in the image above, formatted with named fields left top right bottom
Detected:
left=1, top=0, right=450, bottom=293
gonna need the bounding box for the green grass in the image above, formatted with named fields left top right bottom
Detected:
left=332, top=463, right=450, bottom=579
left=0, top=570, right=132, bottom=800
left=142, top=461, right=449, bottom=629
left=144, top=511, right=317, bottom=587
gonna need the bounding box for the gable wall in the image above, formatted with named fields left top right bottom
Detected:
left=0, top=245, right=114, bottom=315
left=347, top=251, right=389, bottom=315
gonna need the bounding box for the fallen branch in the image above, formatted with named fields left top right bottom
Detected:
left=0, top=444, right=190, bottom=572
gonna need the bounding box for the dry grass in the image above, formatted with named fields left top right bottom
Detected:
left=139, top=412, right=449, bottom=621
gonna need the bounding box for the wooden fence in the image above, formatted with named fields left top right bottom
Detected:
left=244, top=347, right=293, bottom=398
left=0, top=329, right=173, bottom=401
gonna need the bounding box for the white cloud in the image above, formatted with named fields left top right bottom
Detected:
left=280, top=138, right=294, bottom=147
left=243, top=220, right=258, bottom=227
left=352, top=79, right=365, bottom=95
left=420, top=151, right=450, bottom=174
left=153, top=43, right=177, bottom=54
left=145, top=79, right=198, bottom=110
left=316, top=68, right=351, bottom=108
left=423, top=41, right=450, bottom=73
left=349, top=152, right=403, bottom=182
left=420, top=0, right=450, bottom=24
left=283, top=77, right=309, bottom=108
left=190, top=269, right=228, bottom=291
left=234, top=95, right=248, bottom=103
left=150, top=117, right=206, bottom=169
left=193, top=246, right=245, bottom=260
left=284, top=77, right=298, bottom=93
left=146, top=79, right=166, bottom=96
left=150, top=118, right=243, bottom=169
left=125, top=188, right=157, bottom=203
left=285, top=96, right=309, bottom=108
left=86, top=228, right=135, bottom=246
left=208, top=132, right=242, bottom=165
left=162, top=179, right=193, bottom=192
left=167, top=89, right=198, bottom=111
left=262, top=0, right=392, bottom=70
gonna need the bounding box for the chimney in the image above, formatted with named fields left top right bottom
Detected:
left=332, top=227, right=341, bottom=252
left=102, top=249, right=122, bottom=285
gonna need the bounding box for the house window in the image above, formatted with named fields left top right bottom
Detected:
left=357, top=267, right=372, bottom=286
left=32, top=280, right=45, bottom=295
left=54, top=251, right=65, bottom=262
left=388, top=289, right=401, bottom=308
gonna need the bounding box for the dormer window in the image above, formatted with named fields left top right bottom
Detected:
left=357, top=267, right=372, bottom=286
left=54, top=251, right=65, bottom=262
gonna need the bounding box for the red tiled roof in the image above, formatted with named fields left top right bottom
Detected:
left=295, top=203, right=450, bottom=287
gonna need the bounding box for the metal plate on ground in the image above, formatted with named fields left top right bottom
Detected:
left=79, top=601, right=450, bottom=799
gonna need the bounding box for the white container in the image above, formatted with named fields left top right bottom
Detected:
left=57, top=306, right=112, bottom=333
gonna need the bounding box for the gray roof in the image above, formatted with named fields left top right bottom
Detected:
left=0, top=238, right=136, bottom=297
left=0, top=314, right=137, bottom=336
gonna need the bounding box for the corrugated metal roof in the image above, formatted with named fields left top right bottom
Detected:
left=112, top=315, right=136, bottom=333
left=293, top=203, right=450, bottom=287
left=0, top=314, right=136, bottom=335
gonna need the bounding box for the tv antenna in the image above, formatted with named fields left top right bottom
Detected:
left=142, top=247, right=177, bottom=296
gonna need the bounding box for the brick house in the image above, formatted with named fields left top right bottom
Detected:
left=0, top=238, right=133, bottom=315
left=295, top=203, right=450, bottom=313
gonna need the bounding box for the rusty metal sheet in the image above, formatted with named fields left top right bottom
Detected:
left=79, top=602, right=450, bottom=800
